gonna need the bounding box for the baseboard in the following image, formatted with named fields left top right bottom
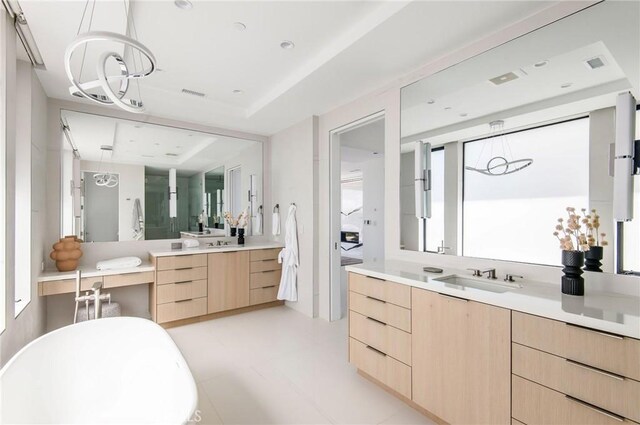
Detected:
left=160, top=300, right=285, bottom=329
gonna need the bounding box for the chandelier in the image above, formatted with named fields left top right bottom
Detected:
left=465, top=120, right=533, bottom=176
left=64, top=0, right=156, bottom=113
left=93, top=146, right=119, bottom=188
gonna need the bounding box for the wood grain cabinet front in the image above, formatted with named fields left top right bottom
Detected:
left=208, top=251, right=250, bottom=313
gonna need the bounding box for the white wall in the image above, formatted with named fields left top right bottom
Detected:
left=269, top=116, right=318, bottom=317
left=80, top=160, right=145, bottom=242
left=361, top=156, right=385, bottom=263
left=0, top=40, right=49, bottom=366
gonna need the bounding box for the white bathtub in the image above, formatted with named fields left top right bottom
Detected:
left=0, top=317, right=197, bottom=424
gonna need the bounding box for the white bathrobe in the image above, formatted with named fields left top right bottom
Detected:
left=277, top=204, right=299, bottom=302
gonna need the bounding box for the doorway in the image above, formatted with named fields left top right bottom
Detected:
left=330, top=112, right=385, bottom=321
left=82, top=171, right=119, bottom=242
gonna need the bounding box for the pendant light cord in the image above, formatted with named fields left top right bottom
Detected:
left=77, top=0, right=97, bottom=85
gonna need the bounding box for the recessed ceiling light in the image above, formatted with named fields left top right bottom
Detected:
left=174, top=0, right=193, bottom=10
left=444, top=106, right=452, bottom=110
left=560, top=82, right=573, bottom=89
left=372, top=152, right=379, bottom=155
left=176, top=146, right=182, bottom=149
left=233, top=89, right=244, bottom=94
left=233, top=22, right=246, bottom=31
left=427, top=99, right=435, bottom=105
left=154, top=143, right=160, bottom=146
left=280, top=40, right=295, bottom=50
left=460, top=113, right=468, bottom=117
left=129, top=139, right=134, bottom=143
left=134, top=125, right=141, bottom=129
left=534, top=60, right=548, bottom=68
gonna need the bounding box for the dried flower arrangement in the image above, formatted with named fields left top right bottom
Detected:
left=580, top=208, right=608, bottom=248
left=553, top=207, right=590, bottom=251
left=224, top=209, right=249, bottom=228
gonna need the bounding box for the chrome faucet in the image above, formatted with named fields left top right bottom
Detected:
left=467, top=268, right=482, bottom=277
left=436, top=240, right=451, bottom=255
left=504, top=273, right=523, bottom=283
left=74, top=279, right=111, bottom=322
left=481, top=268, right=497, bottom=280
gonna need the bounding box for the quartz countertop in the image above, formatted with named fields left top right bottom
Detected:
left=38, top=262, right=155, bottom=283
left=345, top=260, right=640, bottom=339
left=148, top=241, right=283, bottom=257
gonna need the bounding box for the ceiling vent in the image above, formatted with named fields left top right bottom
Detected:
left=489, top=72, right=519, bottom=86
left=181, top=88, right=205, bottom=97
left=585, top=56, right=607, bottom=70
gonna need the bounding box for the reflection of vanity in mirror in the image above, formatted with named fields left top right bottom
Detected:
left=400, top=1, right=639, bottom=276
left=60, top=110, right=263, bottom=242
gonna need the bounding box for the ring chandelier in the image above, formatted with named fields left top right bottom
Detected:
left=465, top=120, right=534, bottom=176
left=64, top=0, right=156, bottom=113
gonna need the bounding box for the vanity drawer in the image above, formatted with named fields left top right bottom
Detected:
left=349, top=291, right=411, bottom=333
left=250, top=285, right=279, bottom=305
left=250, top=270, right=281, bottom=289
left=38, top=277, right=103, bottom=296
left=512, top=375, right=637, bottom=425
left=156, top=297, right=207, bottom=323
left=349, top=310, right=411, bottom=365
left=250, top=249, right=280, bottom=262
left=156, top=254, right=207, bottom=271
left=157, top=266, right=207, bottom=285
left=513, top=343, right=640, bottom=422
left=250, top=259, right=281, bottom=273
left=157, top=279, right=207, bottom=304
left=348, top=273, right=410, bottom=309
left=349, top=337, right=411, bottom=399
left=103, top=271, right=154, bottom=288
left=513, top=311, right=640, bottom=381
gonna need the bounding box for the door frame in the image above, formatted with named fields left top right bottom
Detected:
left=329, top=110, right=385, bottom=321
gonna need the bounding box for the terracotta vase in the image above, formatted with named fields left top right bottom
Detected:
left=50, top=236, right=83, bottom=272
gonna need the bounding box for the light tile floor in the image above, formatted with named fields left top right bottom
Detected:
left=168, top=306, right=435, bottom=425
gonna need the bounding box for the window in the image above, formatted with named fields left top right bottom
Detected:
left=425, top=148, right=445, bottom=252
left=621, top=109, right=640, bottom=273
left=463, top=118, right=590, bottom=265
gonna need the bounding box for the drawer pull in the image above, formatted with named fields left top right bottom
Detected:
left=261, top=270, right=275, bottom=273
left=174, top=267, right=193, bottom=271
left=566, top=359, right=625, bottom=381
left=365, top=345, right=387, bottom=357
left=366, top=316, right=387, bottom=326
left=366, top=296, right=386, bottom=304
left=175, top=280, right=192, bottom=285
left=565, top=323, right=624, bottom=340
left=565, top=395, right=624, bottom=422
left=262, top=259, right=274, bottom=262
left=263, top=285, right=277, bottom=289
left=175, top=298, right=193, bottom=303
left=367, top=276, right=386, bottom=282
left=438, top=292, right=469, bottom=302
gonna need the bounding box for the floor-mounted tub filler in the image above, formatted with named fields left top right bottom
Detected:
left=0, top=317, right=197, bottom=424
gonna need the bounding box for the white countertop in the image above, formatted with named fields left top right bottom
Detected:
left=149, top=241, right=283, bottom=257
left=38, top=263, right=155, bottom=283
left=346, top=260, right=640, bottom=339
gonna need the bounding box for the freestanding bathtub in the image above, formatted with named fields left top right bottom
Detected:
left=0, top=317, right=197, bottom=424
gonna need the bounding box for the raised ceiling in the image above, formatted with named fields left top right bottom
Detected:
left=20, top=0, right=556, bottom=135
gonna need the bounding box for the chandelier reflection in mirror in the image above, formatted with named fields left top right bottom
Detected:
left=64, top=0, right=156, bottom=113
left=93, top=146, right=119, bottom=188
left=465, top=120, right=533, bottom=176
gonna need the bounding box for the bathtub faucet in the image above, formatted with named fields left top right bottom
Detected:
left=74, top=281, right=111, bottom=322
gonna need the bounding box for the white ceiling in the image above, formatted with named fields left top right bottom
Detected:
left=61, top=110, right=259, bottom=174
left=19, top=0, right=557, bottom=136
left=400, top=1, right=640, bottom=147
left=340, top=117, right=385, bottom=179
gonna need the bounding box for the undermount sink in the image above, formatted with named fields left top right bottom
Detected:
left=434, top=275, right=522, bottom=293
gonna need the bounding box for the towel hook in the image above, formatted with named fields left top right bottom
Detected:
left=273, top=204, right=279, bottom=213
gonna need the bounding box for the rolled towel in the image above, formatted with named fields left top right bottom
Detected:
left=272, top=212, right=280, bottom=236
left=96, top=256, right=142, bottom=271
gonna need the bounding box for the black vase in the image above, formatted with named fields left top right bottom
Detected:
left=584, top=246, right=603, bottom=273
left=230, top=227, right=237, bottom=237
left=561, top=250, right=584, bottom=296
left=237, top=228, right=245, bottom=245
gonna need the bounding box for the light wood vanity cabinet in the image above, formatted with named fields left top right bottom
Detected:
left=412, top=287, right=511, bottom=425
left=348, top=273, right=412, bottom=399
left=208, top=251, right=250, bottom=313
left=249, top=248, right=282, bottom=305
left=512, top=311, right=640, bottom=425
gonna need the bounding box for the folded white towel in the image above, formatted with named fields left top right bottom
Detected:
left=272, top=212, right=280, bottom=236
left=183, top=239, right=199, bottom=248
left=96, top=257, right=142, bottom=271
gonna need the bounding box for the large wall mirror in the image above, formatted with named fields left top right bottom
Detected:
left=400, top=1, right=639, bottom=275
left=60, top=111, right=263, bottom=242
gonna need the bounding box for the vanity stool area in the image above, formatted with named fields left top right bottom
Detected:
left=346, top=268, right=640, bottom=425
